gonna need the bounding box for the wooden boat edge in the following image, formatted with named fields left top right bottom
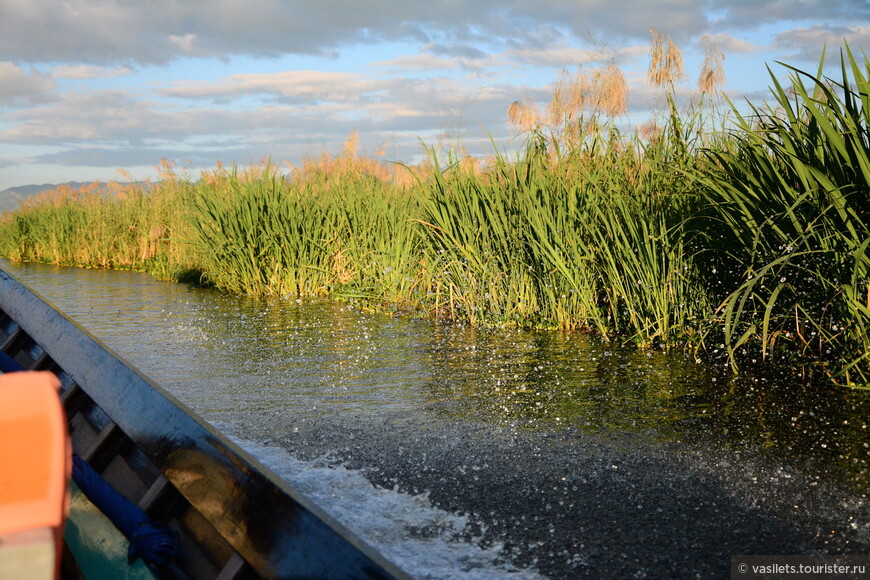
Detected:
left=0, top=267, right=410, bottom=579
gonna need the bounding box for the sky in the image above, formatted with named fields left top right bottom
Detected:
left=1, top=0, right=869, bottom=189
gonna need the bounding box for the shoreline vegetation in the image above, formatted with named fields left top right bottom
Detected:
left=1, top=36, right=868, bottom=388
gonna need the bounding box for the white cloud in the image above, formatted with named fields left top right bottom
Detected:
left=0, top=62, right=56, bottom=106
left=376, top=43, right=650, bottom=78
left=0, top=1, right=713, bottom=66
left=501, top=45, right=650, bottom=70
left=160, top=70, right=382, bottom=102
left=774, top=24, right=870, bottom=61
left=374, top=54, right=467, bottom=72
left=699, top=34, right=761, bottom=55
left=50, top=65, right=133, bottom=79
left=372, top=53, right=499, bottom=77
left=169, top=34, right=198, bottom=54
left=0, top=67, right=526, bottom=174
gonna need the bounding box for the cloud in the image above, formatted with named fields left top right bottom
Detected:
left=773, top=24, right=870, bottom=61
left=0, top=62, right=56, bottom=106
left=50, top=65, right=133, bottom=79
left=160, top=70, right=379, bottom=103
left=698, top=33, right=761, bottom=55
left=4, top=0, right=869, bottom=189
left=158, top=69, right=525, bottom=132
left=0, top=91, right=228, bottom=146
left=709, top=0, right=870, bottom=29
left=503, top=45, right=644, bottom=69
left=0, top=0, right=713, bottom=66
left=372, top=53, right=501, bottom=77
left=376, top=42, right=650, bottom=79
left=423, top=42, right=488, bottom=59
left=31, top=146, right=219, bottom=168
left=3, top=1, right=866, bottom=70
left=0, top=66, right=526, bottom=174
left=375, top=54, right=471, bottom=72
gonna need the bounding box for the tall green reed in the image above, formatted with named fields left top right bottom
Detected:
left=694, top=47, right=870, bottom=386
left=318, top=172, right=424, bottom=306
left=416, top=131, right=709, bottom=345
left=187, top=162, right=424, bottom=301
left=188, top=164, right=336, bottom=296
left=416, top=147, right=546, bottom=326
left=579, top=138, right=709, bottom=346
left=0, top=181, right=195, bottom=278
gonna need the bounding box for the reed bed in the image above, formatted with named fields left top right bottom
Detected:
left=415, top=134, right=708, bottom=346
left=0, top=173, right=198, bottom=278
left=187, top=160, right=424, bottom=301
left=0, top=44, right=867, bottom=387
left=693, top=46, right=870, bottom=386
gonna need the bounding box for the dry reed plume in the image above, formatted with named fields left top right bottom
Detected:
left=284, top=129, right=426, bottom=190
left=509, top=63, right=628, bottom=152
left=508, top=99, right=541, bottom=133
left=698, top=36, right=726, bottom=93
left=648, top=27, right=685, bottom=87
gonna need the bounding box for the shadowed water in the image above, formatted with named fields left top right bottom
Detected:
left=5, top=261, right=869, bottom=578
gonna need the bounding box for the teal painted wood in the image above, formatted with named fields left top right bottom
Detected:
left=64, top=482, right=157, bottom=580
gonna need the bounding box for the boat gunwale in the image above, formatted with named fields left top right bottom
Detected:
left=0, top=267, right=408, bottom=579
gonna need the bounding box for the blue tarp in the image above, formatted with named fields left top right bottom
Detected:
left=72, top=454, right=179, bottom=568
left=0, top=350, right=23, bottom=372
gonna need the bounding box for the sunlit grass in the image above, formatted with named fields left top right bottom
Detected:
left=187, top=157, right=425, bottom=302
left=0, top=171, right=198, bottom=279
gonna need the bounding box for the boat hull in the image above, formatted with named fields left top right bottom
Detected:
left=0, top=268, right=407, bottom=580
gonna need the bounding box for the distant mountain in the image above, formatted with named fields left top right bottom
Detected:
left=0, top=182, right=89, bottom=213
left=0, top=181, right=151, bottom=214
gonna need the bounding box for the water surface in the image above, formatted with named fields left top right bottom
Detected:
left=5, top=261, right=869, bottom=578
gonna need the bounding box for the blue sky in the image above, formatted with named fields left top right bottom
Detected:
left=1, top=0, right=868, bottom=189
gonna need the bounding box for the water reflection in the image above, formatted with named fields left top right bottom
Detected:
left=4, top=260, right=868, bottom=491
left=419, top=324, right=716, bottom=434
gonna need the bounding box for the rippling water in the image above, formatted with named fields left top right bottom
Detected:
left=5, top=261, right=869, bottom=578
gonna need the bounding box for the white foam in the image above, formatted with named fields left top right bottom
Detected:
left=231, top=437, right=545, bottom=580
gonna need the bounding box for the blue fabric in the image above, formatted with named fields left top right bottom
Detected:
left=0, top=350, right=23, bottom=373
left=1, top=351, right=180, bottom=568
left=72, top=454, right=179, bottom=568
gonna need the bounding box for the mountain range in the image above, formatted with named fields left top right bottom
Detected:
left=0, top=182, right=151, bottom=214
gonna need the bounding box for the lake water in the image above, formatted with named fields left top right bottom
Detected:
left=4, top=260, right=869, bottom=578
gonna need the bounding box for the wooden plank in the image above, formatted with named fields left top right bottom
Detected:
left=138, top=475, right=171, bottom=513
left=0, top=324, right=22, bottom=353
left=215, top=552, right=247, bottom=580
left=60, top=382, right=88, bottom=421
left=29, top=350, right=52, bottom=370
left=60, top=382, right=82, bottom=405
left=81, top=421, right=123, bottom=467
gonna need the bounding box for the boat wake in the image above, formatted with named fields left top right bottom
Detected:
left=224, top=431, right=545, bottom=580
